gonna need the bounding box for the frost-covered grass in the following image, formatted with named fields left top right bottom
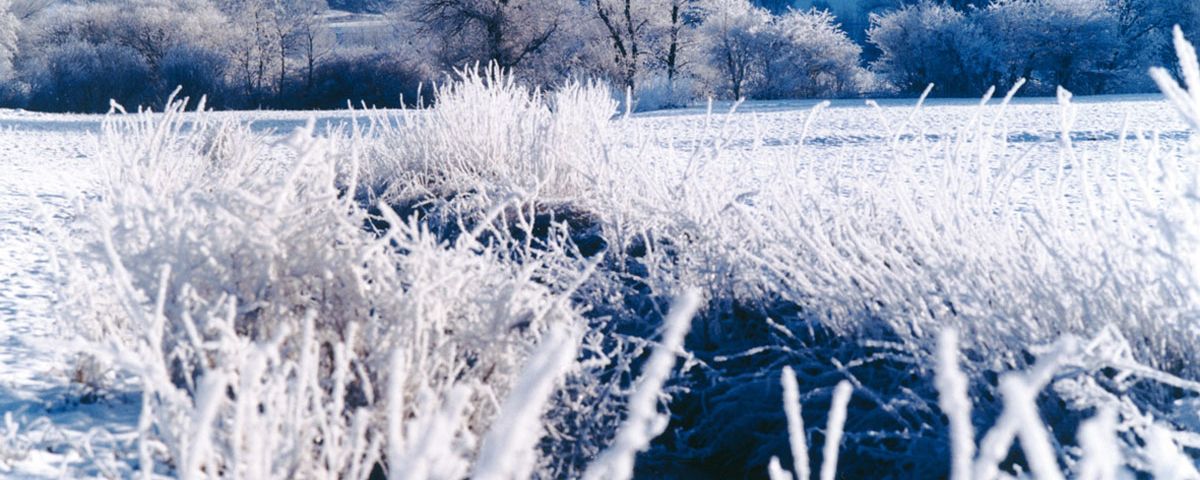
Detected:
left=13, top=28, right=1200, bottom=479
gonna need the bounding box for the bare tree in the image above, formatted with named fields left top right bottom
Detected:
left=216, top=0, right=282, bottom=101
left=266, top=0, right=327, bottom=98
left=210, top=0, right=325, bottom=101
left=700, top=0, right=768, bottom=99
left=293, top=3, right=335, bottom=93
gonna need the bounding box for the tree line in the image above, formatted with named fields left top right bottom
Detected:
left=0, top=0, right=1194, bottom=113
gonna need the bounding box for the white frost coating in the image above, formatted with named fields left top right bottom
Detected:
left=1146, top=424, right=1200, bottom=480
left=1151, top=27, right=1200, bottom=133
left=473, top=325, right=580, bottom=480
left=781, top=366, right=810, bottom=480
left=998, top=376, right=1064, bottom=480
left=393, top=386, right=474, bottom=480
left=935, top=329, right=973, bottom=480
left=1076, top=408, right=1120, bottom=480
left=388, top=350, right=407, bottom=480
left=767, top=456, right=793, bottom=480
left=819, top=381, right=852, bottom=480
left=582, top=289, right=702, bottom=480
left=1174, top=25, right=1200, bottom=111
left=184, top=372, right=229, bottom=480
left=973, top=337, right=1076, bottom=480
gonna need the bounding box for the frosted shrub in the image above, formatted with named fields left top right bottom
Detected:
left=616, top=32, right=1200, bottom=476
left=362, top=65, right=637, bottom=289
left=631, top=75, right=698, bottom=112
left=768, top=325, right=1200, bottom=479
left=0, top=413, right=36, bottom=471
left=159, top=44, right=230, bottom=108
left=760, top=8, right=868, bottom=99
left=361, top=52, right=1200, bottom=476
left=867, top=1, right=971, bottom=94
left=369, top=65, right=618, bottom=204
left=304, top=48, right=424, bottom=109
left=26, top=41, right=152, bottom=112
left=55, top=92, right=605, bottom=478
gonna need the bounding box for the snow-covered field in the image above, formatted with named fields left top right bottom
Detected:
left=0, top=119, right=128, bottom=478
left=0, top=82, right=1195, bottom=478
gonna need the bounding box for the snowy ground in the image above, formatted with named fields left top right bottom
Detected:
left=0, top=119, right=135, bottom=477
left=0, top=93, right=1189, bottom=477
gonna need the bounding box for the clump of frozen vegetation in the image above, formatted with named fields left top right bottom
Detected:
left=46, top=28, right=1200, bottom=479
left=52, top=86, right=628, bottom=477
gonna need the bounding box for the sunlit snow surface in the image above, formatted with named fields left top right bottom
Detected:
left=0, top=94, right=1188, bottom=477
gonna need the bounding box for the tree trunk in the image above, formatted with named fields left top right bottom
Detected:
left=666, top=2, right=680, bottom=83
left=623, top=0, right=638, bottom=92
left=306, top=34, right=315, bottom=93
left=278, top=29, right=287, bottom=100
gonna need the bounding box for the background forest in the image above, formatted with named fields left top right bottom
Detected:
left=0, top=0, right=1194, bottom=112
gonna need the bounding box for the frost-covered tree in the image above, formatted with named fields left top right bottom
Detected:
left=160, top=43, right=229, bottom=105
left=215, top=0, right=295, bottom=102
left=575, top=0, right=705, bottom=108
left=870, top=0, right=1123, bottom=95
left=291, top=0, right=335, bottom=93
left=699, top=1, right=865, bottom=99
left=1033, top=0, right=1119, bottom=91
left=120, top=0, right=227, bottom=71
left=215, top=0, right=264, bottom=99
left=15, top=0, right=228, bottom=109
left=761, top=8, right=866, bottom=98
left=968, top=0, right=1119, bottom=94
left=586, top=0, right=701, bottom=91
left=8, top=0, right=50, bottom=21
left=20, top=0, right=228, bottom=72
left=0, top=0, right=17, bottom=80
left=867, top=1, right=972, bottom=94
left=1104, top=0, right=1200, bottom=90
left=658, top=0, right=701, bottom=85
left=698, top=0, right=770, bottom=99
left=588, top=0, right=654, bottom=90
left=263, top=0, right=329, bottom=98
left=400, top=0, right=571, bottom=70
